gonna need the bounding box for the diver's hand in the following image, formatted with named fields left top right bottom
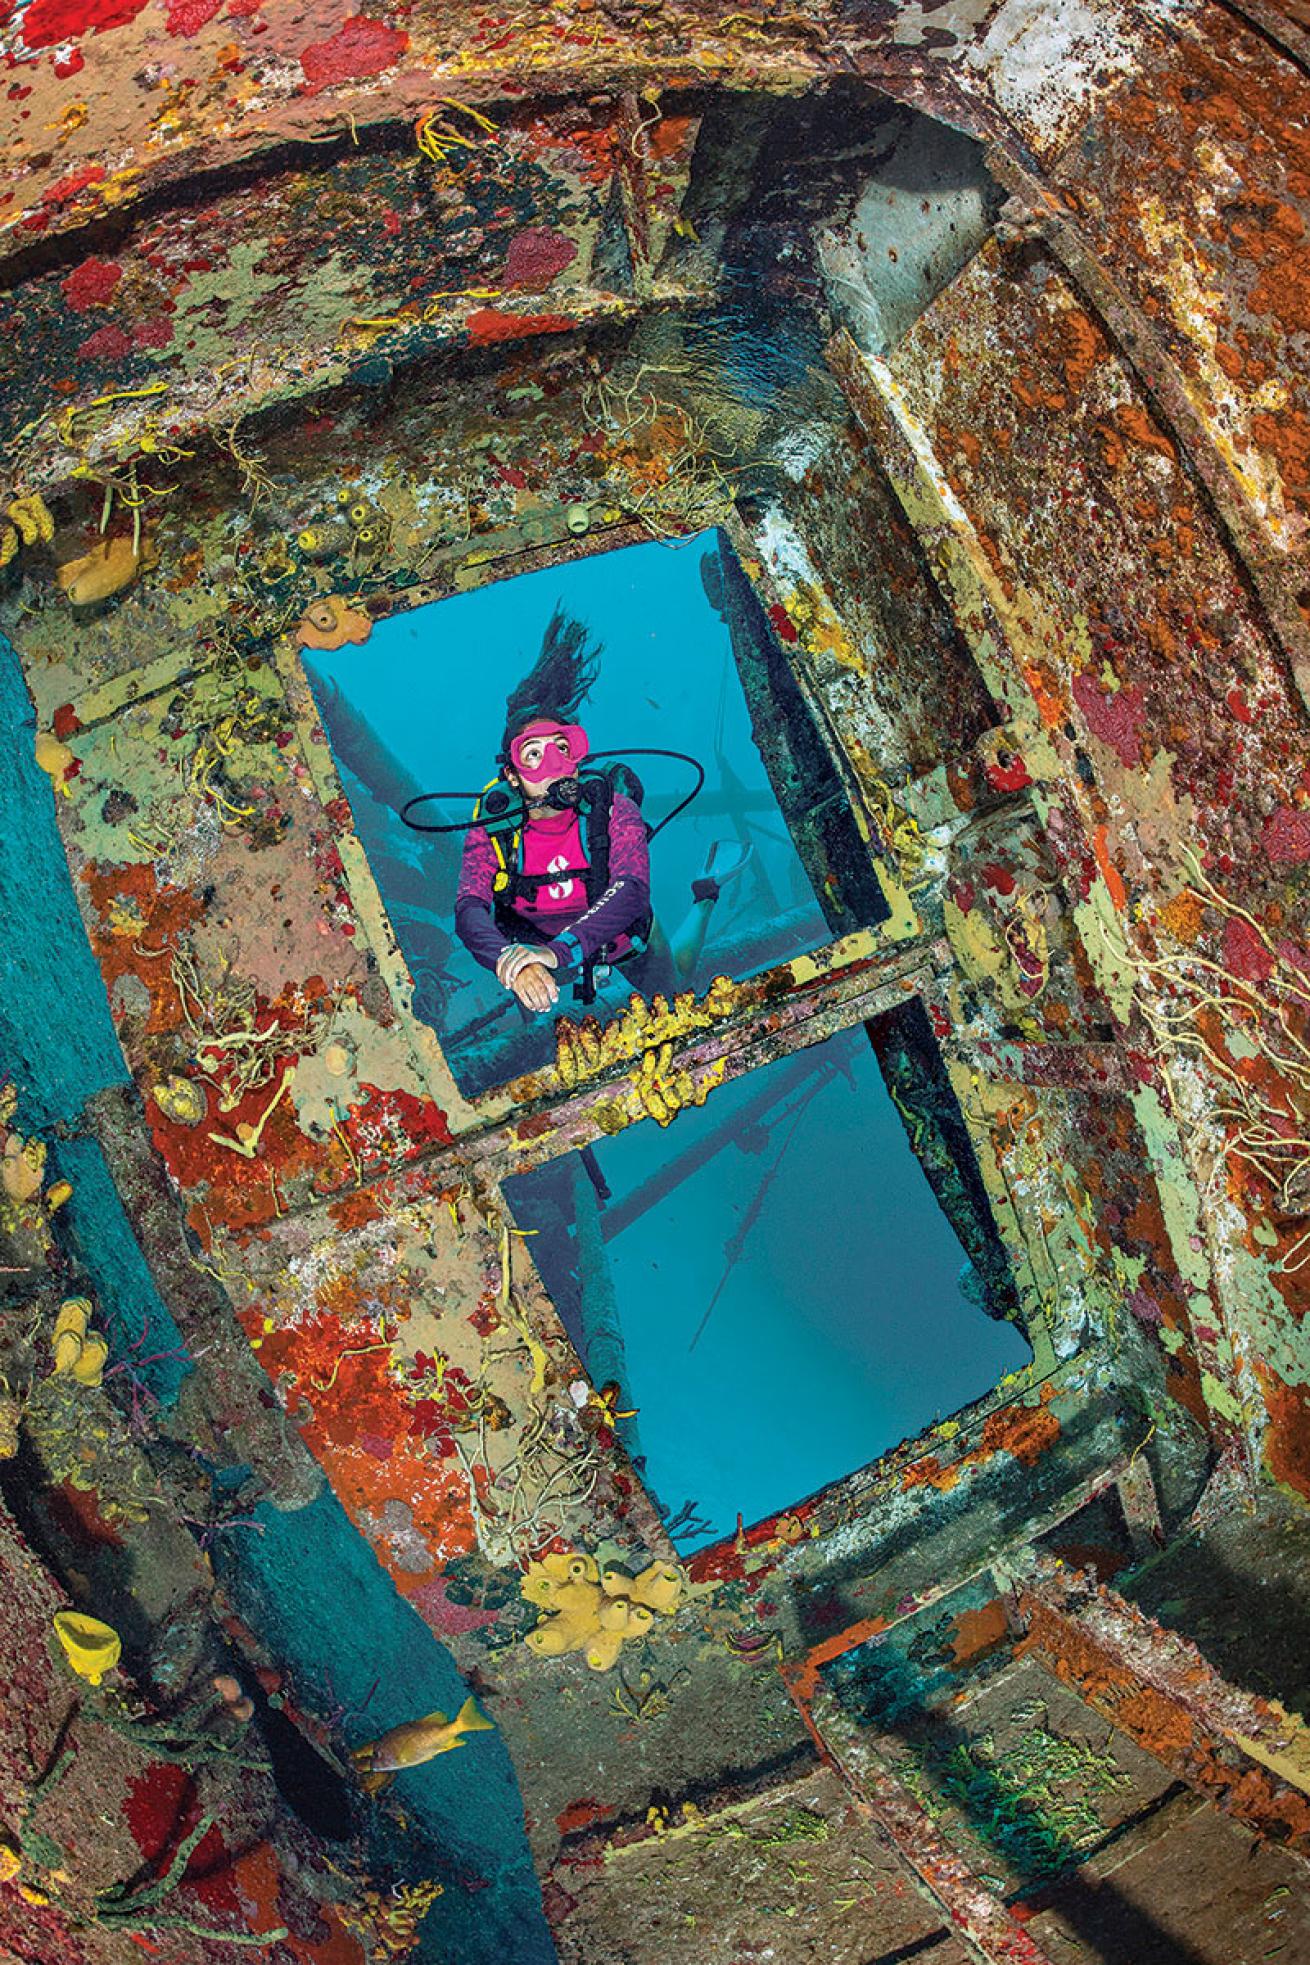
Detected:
left=496, top=944, right=559, bottom=1013
left=512, top=965, right=559, bottom=1013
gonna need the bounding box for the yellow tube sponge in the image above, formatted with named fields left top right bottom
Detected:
left=522, top=1548, right=684, bottom=1671
left=50, top=1298, right=109, bottom=1388
left=53, top=1611, right=121, bottom=1685
left=582, top=1629, right=626, bottom=1673
left=522, top=1551, right=598, bottom=1609
left=629, top=1561, right=684, bottom=1616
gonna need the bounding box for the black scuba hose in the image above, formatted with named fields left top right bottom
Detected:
left=398, top=748, right=704, bottom=838
left=576, top=749, right=705, bottom=840
left=399, top=789, right=526, bottom=833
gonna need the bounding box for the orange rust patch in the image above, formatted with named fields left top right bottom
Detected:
left=901, top=1390, right=1061, bottom=1493
left=951, top=1597, right=1009, bottom=1665
left=900, top=1454, right=961, bottom=1494
left=1022, top=661, right=1067, bottom=732
left=648, top=112, right=694, bottom=160
left=974, top=523, right=1016, bottom=602
left=945, top=758, right=978, bottom=811
left=1114, top=1685, right=1196, bottom=1756
left=1209, top=1760, right=1310, bottom=1846
left=1023, top=1589, right=1310, bottom=1846
left=1114, top=401, right=1176, bottom=463
left=467, top=307, right=576, bottom=345
left=1017, top=1599, right=1134, bottom=1706
left=522, top=113, right=616, bottom=185
left=242, top=1307, right=478, bottom=1565
left=1253, top=406, right=1310, bottom=497
left=1165, top=1336, right=1209, bottom=1430
left=556, top=1796, right=608, bottom=1836
left=977, top=1395, right=1060, bottom=1468
left=1157, top=889, right=1205, bottom=944
left=1247, top=201, right=1310, bottom=341
left=1058, top=309, right=1104, bottom=396
left=1094, top=418, right=1127, bottom=474
left=1010, top=369, right=1066, bottom=414
left=227, top=1840, right=364, bottom=1965
left=328, top=1186, right=388, bottom=1231
left=81, top=862, right=204, bottom=1034
left=787, top=1612, right=893, bottom=1704
left=1140, top=611, right=1183, bottom=663
left=1257, top=1368, right=1310, bottom=1499
left=1092, top=824, right=1127, bottom=910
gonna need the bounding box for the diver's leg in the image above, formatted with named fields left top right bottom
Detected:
left=667, top=896, right=717, bottom=983
left=616, top=926, right=676, bottom=1002
left=666, top=842, right=755, bottom=982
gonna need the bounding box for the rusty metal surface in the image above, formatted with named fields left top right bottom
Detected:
left=0, top=0, right=1170, bottom=254
left=1208, top=0, right=1310, bottom=67
left=805, top=1678, right=1062, bottom=1965
left=1045, top=10, right=1310, bottom=577
left=986, top=150, right=1310, bottom=706
left=1015, top=1551, right=1310, bottom=1856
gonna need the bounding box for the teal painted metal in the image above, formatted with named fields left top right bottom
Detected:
left=0, top=631, right=555, bottom=1961
left=0, top=635, right=130, bottom=1128
left=51, top=1135, right=194, bottom=1411
left=214, top=1485, right=558, bottom=1965
left=0, top=636, right=190, bottom=1406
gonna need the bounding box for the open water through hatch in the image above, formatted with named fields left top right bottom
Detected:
left=302, top=531, right=842, bottom=1097
left=504, top=1024, right=1032, bottom=1552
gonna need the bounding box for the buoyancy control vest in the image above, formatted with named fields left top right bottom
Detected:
left=483, top=768, right=654, bottom=954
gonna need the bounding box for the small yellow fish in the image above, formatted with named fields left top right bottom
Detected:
left=351, top=1696, right=493, bottom=1794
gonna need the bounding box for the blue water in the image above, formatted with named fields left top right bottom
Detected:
left=506, top=1025, right=1031, bottom=1550
left=304, top=532, right=832, bottom=1090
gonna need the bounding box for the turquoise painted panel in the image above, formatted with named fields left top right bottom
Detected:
left=0, top=636, right=129, bottom=1127
left=214, top=1485, right=557, bottom=1965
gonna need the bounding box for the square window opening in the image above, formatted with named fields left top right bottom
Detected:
left=303, top=528, right=887, bottom=1099
left=503, top=1016, right=1031, bottom=1553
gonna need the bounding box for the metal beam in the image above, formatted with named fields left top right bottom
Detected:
left=460, top=928, right=941, bottom=1184
left=783, top=1444, right=1140, bottom=1700
left=986, top=152, right=1310, bottom=714
left=1013, top=1552, right=1310, bottom=1855
left=799, top=1678, right=1061, bottom=1965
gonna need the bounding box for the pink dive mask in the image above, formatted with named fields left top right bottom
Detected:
left=508, top=720, right=589, bottom=784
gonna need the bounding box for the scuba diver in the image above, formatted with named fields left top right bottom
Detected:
left=402, top=602, right=753, bottom=1023
left=452, top=608, right=657, bottom=1014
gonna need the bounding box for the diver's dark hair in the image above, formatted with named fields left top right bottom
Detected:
left=500, top=604, right=601, bottom=756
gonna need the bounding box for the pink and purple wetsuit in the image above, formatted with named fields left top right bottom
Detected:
left=455, top=792, right=651, bottom=980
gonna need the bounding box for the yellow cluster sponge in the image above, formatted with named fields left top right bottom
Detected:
left=51, top=1298, right=108, bottom=1389
left=522, top=1551, right=683, bottom=1672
